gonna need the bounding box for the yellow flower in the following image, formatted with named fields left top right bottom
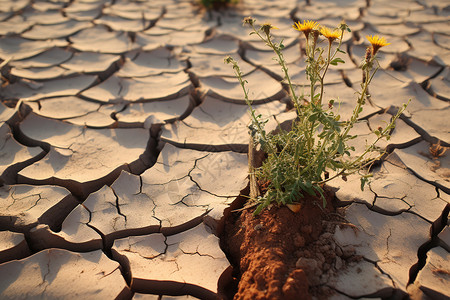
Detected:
left=366, top=35, right=391, bottom=55
left=293, top=20, right=319, bottom=40
left=320, top=26, right=341, bottom=43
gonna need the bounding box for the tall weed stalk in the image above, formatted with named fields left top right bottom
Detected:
left=225, top=18, right=409, bottom=214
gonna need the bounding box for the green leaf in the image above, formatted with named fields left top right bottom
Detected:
left=316, top=160, right=325, bottom=178
left=301, top=181, right=315, bottom=196
left=337, top=140, right=344, bottom=154
left=360, top=177, right=369, bottom=191
left=337, top=48, right=346, bottom=54
left=330, top=58, right=345, bottom=66
left=308, top=113, right=318, bottom=122
left=317, top=131, right=327, bottom=138
left=253, top=204, right=264, bottom=215
left=313, top=186, right=326, bottom=207
left=329, top=160, right=343, bottom=170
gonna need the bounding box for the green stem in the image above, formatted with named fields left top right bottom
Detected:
left=316, top=98, right=409, bottom=185
left=230, top=60, right=274, bottom=154
left=340, top=65, right=375, bottom=141
left=250, top=24, right=299, bottom=111
left=318, top=41, right=332, bottom=105
left=319, top=30, right=344, bottom=105
left=315, top=64, right=374, bottom=175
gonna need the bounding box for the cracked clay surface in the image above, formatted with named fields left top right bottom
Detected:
left=0, top=0, right=449, bottom=299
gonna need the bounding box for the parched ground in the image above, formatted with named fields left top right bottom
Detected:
left=0, top=0, right=449, bottom=299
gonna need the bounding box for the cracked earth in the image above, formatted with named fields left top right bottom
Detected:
left=0, top=0, right=449, bottom=299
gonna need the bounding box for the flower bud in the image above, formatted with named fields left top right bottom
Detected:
left=260, top=22, right=278, bottom=36
left=311, top=29, right=320, bottom=45
left=243, top=16, right=255, bottom=26
left=328, top=101, right=334, bottom=108
left=365, top=47, right=372, bottom=62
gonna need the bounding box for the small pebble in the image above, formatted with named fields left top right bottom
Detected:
left=320, top=244, right=330, bottom=252
left=296, top=257, right=318, bottom=272
left=322, top=232, right=333, bottom=239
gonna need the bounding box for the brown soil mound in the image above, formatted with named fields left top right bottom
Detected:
left=220, top=187, right=348, bottom=299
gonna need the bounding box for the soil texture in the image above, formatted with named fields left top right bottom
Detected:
left=220, top=187, right=360, bottom=299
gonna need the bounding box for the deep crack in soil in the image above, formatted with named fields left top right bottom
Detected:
left=219, top=187, right=359, bottom=299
